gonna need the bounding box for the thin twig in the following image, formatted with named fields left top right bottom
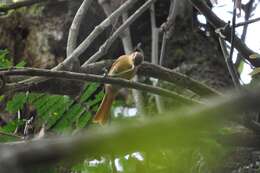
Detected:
left=235, top=17, right=260, bottom=27
left=159, top=0, right=177, bottom=65
left=235, top=0, right=254, bottom=68
left=83, top=0, right=158, bottom=65
left=219, top=38, right=240, bottom=87
left=1, top=68, right=203, bottom=105
left=159, top=34, right=167, bottom=66
left=67, top=0, right=94, bottom=56
left=227, top=0, right=240, bottom=87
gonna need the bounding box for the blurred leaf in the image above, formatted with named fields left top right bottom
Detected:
left=237, top=61, right=244, bottom=74
left=249, top=67, right=260, bottom=76
left=249, top=53, right=260, bottom=59
left=73, top=157, right=114, bottom=173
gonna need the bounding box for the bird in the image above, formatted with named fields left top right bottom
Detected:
left=93, top=51, right=144, bottom=125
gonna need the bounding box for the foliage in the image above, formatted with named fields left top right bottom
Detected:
left=2, top=83, right=104, bottom=135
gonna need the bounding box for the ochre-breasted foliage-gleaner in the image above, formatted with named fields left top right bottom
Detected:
left=93, top=52, right=144, bottom=125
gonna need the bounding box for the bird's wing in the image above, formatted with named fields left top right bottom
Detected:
left=109, top=55, right=134, bottom=77
left=110, top=65, right=134, bottom=77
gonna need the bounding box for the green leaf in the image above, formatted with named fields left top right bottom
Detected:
left=76, top=111, right=92, bottom=128
left=15, top=60, right=26, bottom=67
left=87, top=91, right=104, bottom=108
left=0, top=49, right=12, bottom=68
left=53, top=103, right=82, bottom=132
left=80, top=83, right=100, bottom=102
left=6, top=93, right=27, bottom=113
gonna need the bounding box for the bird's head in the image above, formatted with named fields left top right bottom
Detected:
left=132, top=51, right=144, bottom=66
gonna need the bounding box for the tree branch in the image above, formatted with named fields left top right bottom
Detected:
left=0, top=60, right=220, bottom=97
left=235, top=17, right=260, bottom=28
left=81, top=61, right=221, bottom=97
left=150, top=3, right=164, bottom=113
left=159, top=0, right=178, bottom=66
left=139, top=63, right=221, bottom=96
left=219, top=38, right=240, bottom=87
left=58, top=0, right=138, bottom=69
left=189, top=0, right=260, bottom=67
left=234, top=0, right=254, bottom=68
left=83, top=0, right=158, bottom=65
left=223, top=0, right=240, bottom=87
left=66, top=0, right=94, bottom=57
left=0, top=68, right=202, bottom=105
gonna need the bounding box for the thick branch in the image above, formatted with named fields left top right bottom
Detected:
left=81, top=61, right=221, bottom=96
left=189, top=0, right=260, bottom=67
left=139, top=63, right=221, bottom=96
left=1, top=60, right=219, bottom=97
left=0, top=68, right=202, bottom=105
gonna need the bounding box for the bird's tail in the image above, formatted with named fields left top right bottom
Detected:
left=93, top=93, right=115, bottom=125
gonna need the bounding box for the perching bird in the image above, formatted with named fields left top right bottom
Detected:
left=93, top=52, right=144, bottom=125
